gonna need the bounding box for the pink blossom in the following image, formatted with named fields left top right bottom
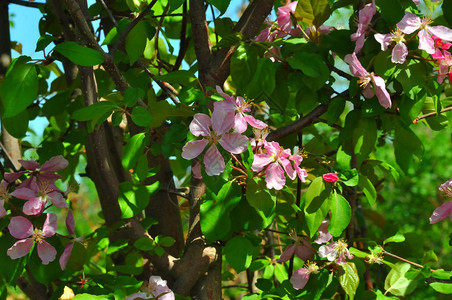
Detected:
left=4, top=155, right=68, bottom=187
left=318, top=239, right=354, bottom=264
left=278, top=233, right=314, bottom=263
left=435, top=50, right=452, bottom=83
left=322, top=173, right=339, bottom=183
left=344, top=53, right=392, bottom=109
left=431, top=35, right=452, bottom=59
left=251, top=141, right=307, bottom=190
left=439, top=178, right=452, bottom=197
left=126, top=276, right=175, bottom=300
left=350, top=0, right=376, bottom=53
left=397, top=12, right=452, bottom=54
left=181, top=113, right=248, bottom=176
left=7, top=213, right=57, bottom=264
left=11, top=179, right=67, bottom=215
left=214, top=86, right=267, bottom=133
left=374, top=28, right=408, bottom=64
left=59, top=210, right=83, bottom=270
left=290, top=262, right=319, bottom=290
left=276, top=1, right=301, bottom=38
left=430, top=201, right=452, bottom=224
left=314, top=220, right=333, bottom=244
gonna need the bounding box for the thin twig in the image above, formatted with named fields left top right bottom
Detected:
left=9, top=0, right=41, bottom=8
left=382, top=250, right=427, bottom=270
left=173, top=0, right=188, bottom=71
left=413, top=106, right=452, bottom=123
left=97, top=0, right=118, bottom=26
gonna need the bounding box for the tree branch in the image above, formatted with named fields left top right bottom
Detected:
left=8, top=0, right=42, bottom=8
left=267, top=105, right=328, bottom=141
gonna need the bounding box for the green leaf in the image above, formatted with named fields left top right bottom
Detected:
left=286, top=51, right=329, bottom=79
left=340, top=169, right=359, bottom=187
left=246, top=177, right=276, bottom=218
left=2, top=109, right=29, bottom=138
left=384, top=263, right=418, bottom=296
left=304, top=189, right=332, bottom=237
left=156, top=236, right=176, bottom=247
left=124, top=87, right=145, bottom=106
left=35, top=34, right=55, bottom=52
left=304, top=177, right=331, bottom=211
left=245, top=58, right=276, bottom=99
left=155, top=70, right=197, bottom=87
left=206, top=0, right=231, bottom=15
left=430, top=282, right=452, bottom=294
left=295, top=0, right=331, bottom=26
left=103, top=27, right=118, bottom=45
left=353, top=117, right=377, bottom=165
left=384, top=232, right=405, bottom=245
left=118, top=182, right=154, bottom=218
left=73, top=294, right=112, bottom=300
left=358, top=175, right=377, bottom=206
left=122, top=133, right=147, bottom=170
left=349, top=247, right=369, bottom=258
left=328, top=192, right=351, bottom=237
left=131, top=106, right=152, bottom=127
left=147, top=98, right=194, bottom=128
left=376, top=0, right=405, bottom=26
left=200, top=182, right=242, bottom=242
left=72, top=101, right=120, bottom=121
left=133, top=237, right=155, bottom=251
left=444, top=0, right=452, bottom=27
left=1, top=63, right=38, bottom=118
left=224, top=235, right=254, bottom=272
left=125, top=21, right=148, bottom=65
left=338, top=262, right=359, bottom=300
left=393, top=121, right=424, bottom=173
left=54, top=41, right=104, bottom=66
left=230, top=44, right=258, bottom=94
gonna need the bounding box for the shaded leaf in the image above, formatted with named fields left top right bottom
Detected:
left=54, top=41, right=104, bottom=66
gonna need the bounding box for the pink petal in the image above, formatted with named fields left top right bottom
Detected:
left=203, top=145, right=225, bottom=176
left=191, top=161, right=203, bottom=180
left=40, top=155, right=68, bottom=172
left=280, top=158, right=296, bottom=180
left=358, top=0, right=376, bottom=25
left=211, top=111, right=235, bottom=135
left=290, top=268, right=310, bottom=290
left=11, top=187, right=37, bottom=200
left=255, top=25, right=272, bottom=42
left=59, top=243, right=74, bottom=270
left=353, top=34, right=365, bottom=53
left=251, top=154, right=274, bottom=172
left=428, top=26, right=452, bottom=43
left=432, top=49, right=445, bottom=59
left=182, top=139, right=209, bottom=160
left=294, top=241, right=315, bottom=261
left=219, top=132, right=248, bottom=154
left=318, top=243, right=338, bottom=261
left=48, top=191, right=68, bottom=208
left=37, top=173, right=62, bottom=183
left=315, top=220, right=333, bottom=244
left=418, top=29, right=435, bottom=54
left=37, top=240, right=57, bottom=265
left=372, top=75, right=392, bottom=108
left=42, top=213, right=57, bottom=237
left=391, top=42, right=408, bottom=64
left=322, top=173, right=338, bottom=183
left=233, top=113, right=248, bottom=133
left=23, top=198, right=45, bottom=216
left=244, top=115, right=267, bottom=129
left=295, top=167, right=308, bottom=182
left=277, top=244, right=295, bottom=263
left=430, top=200, right=452, bottom=224
left=265, top=162, right=286, bottom=190
left=66, top=210, right=75, bottom=235
left=189, top=114, right=211, bottom=137
left=374, top=33, right=392, bottom=51
left=7, top=238, right=34, bottom=259
left=9, top=216, right=34, bottom=239
left=344, top=53, right=369, bottom=78
left=362, top=84, right=374, bottom=98
left=215, top=86, right=235, bottom=103
left=125, top=293, right=149, bottom=300
left=397, top=12, right=421, bottom=35
left=4, top=171, right=26, bottom=183
left=213, top=100, right=235, bottom=113
left=19, top=160, right=40, bottom=171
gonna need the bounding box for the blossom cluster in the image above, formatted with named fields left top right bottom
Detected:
left=0, top=156, right=79, bottom=269
left=430, top=178, right=452, bottom=224
left=279, top=220, right=353, bottom=290
left=182, top=87, right=308, bottom=190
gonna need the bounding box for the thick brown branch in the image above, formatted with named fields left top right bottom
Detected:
left=8, top=0, right=41, bottom=8
left=267, top=105, right=328, bottom=141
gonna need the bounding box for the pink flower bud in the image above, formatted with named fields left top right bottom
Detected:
left=322, top=173, right=338, bottom=183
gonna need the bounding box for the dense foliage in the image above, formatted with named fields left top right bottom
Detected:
left=0, top=0, right=452, bottom=299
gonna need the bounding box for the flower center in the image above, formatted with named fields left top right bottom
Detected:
left=391, top=27, right=405, bottom=43
left=357, top=74, right=372, bottom=87
left=207, top=131, right=221, bottom=144
left=305, top=261, right=320, bottom=274
left=335, top=239, right=349, bottom=254
left=32, top=228, right=45, bottom=243
left=420, top=16, right=432, bottom=29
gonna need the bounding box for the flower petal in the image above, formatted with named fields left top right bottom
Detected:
left=0, top=200, right=6, bottom=218
left=265, top=162, right=286, bottom=190
left=189, top=114, right=211, bottom=137
left=37, top=240, right=57, bottom=265
left=251, top=154, right=274, bottom=172
left=428, top=26, right=452, bottom=43
left=66, top=210, right=75, bottom=235
left=372, top=75, right=392, bottom=108
left=219, top=132, right=248, bottom=154
left=212, top=111, right=235, bottom=134
left=23, top=198, right=45, bottom=216
left=11, top=187, right=37, bottom=200
left=418, top=29, right=435, bottom=54
left=244, top=115, right=267, bottom=129
left=318, top=243, right=338, bottom=261
left=59, top=243, right=74, bottom=270
left=48, top=191, right=68, bottom=208
left=396, top=12, right=421, bottom=34
left=19, top=160, right=40, bottom=171
left=280, top=158, right=296, bottom=180
left=9, top=216, right=34, bottom=239
left=7, top=238, right=34, bottom=259
left=374, top=33, right=392, bottom=51
left=40, top=155, right=69, bottom=172
left=290, top=268, right=310, bottom=290
left=233, top=113, right=248, bottom=133
left=344, top=53, right=368, bottom=78
left=42, top=213, right=57, bottom=237
left=277, top=244, right=295, bottom=263
left=430, top=200, right=452, bottom=224
left=391, top=42, right=408, bottom=64
left=182, top=139, right=209, bottom=160
left=315, top=220, right=333, bottom=244
left=203, top=145, right=225, bottom=176
left=294, top=241, right=315, bottom=261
